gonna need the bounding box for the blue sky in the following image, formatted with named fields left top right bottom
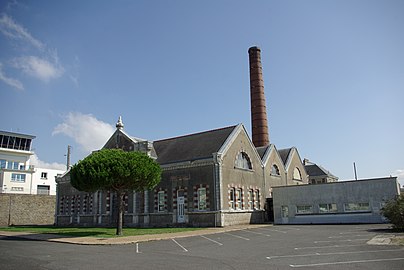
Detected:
left=1, top=0, right=403, bottom=185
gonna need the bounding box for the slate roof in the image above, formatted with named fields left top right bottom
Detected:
left=305, top=164, right=337, bottom=178
left=256, top=145, right=270, bottom=159
left=154, top=125, right=237, bottom=165
left=278, top=148, right=292, bottom=165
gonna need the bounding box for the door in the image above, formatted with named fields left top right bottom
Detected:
left=177, top=189, right=185, bottom=223
left=266, top=198, right=274, bottom=222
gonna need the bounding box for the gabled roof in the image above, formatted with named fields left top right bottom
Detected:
left=154, top=125, right=237, bottom=165
left=305, top=164, right=337, bottom=179
left=278, top=148, right=292, bottom=165
left=256, top=145, right=270, bottom=159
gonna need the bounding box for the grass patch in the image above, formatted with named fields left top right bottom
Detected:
left=0, top=226, right=203, bottom=238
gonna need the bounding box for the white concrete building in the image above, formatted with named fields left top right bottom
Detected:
left=0, top=130, right=64, bottom=195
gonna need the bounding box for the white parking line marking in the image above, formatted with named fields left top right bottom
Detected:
left=200, top=235, right=223, bottom=246
left=295, top=244, right=365, bottom=250
left=242, top=229, right=271, bottom=237
left=267, top=248, right=403, bottom=259
left=224, top=232, right=250, bottom=240
left=260, top=228, right=287, bottom=234
left=314, top=238, right=369, bottom=243
left=171, top=238, right=188, bottom=252
left=136, top=243, right=141, bottom=253
left=328, top=234, right=370, bottom=238
left=290, top=257, right=404, bottom=268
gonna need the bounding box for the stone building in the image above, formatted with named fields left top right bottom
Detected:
left=55, top=47, right=309, bottom=227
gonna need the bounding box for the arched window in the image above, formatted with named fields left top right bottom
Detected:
left=293, top=167, right=302, bottom=180
left=271, top=164, right=280, bottom=176
left=235, top=152, right=252, bottom=170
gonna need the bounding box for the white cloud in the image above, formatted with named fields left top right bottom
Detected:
left=12, top=55, right=64, bottom=82
left=0, top=13, right=44, bottom=50
left=391, top=169, right=404, bottom=187
left=0, top=62, right=24, bottom=90
left=52, top=112, right=115, bottom=154
left=30, top=154, right=66, bottom=171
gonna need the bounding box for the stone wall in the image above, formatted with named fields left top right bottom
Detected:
left=0, top=194, right=56, bottom=226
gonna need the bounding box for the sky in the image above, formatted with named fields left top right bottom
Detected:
left=1, top=0, right=403, bottom=186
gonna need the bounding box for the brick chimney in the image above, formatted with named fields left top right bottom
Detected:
left=248, top=46, right=269, bottom=147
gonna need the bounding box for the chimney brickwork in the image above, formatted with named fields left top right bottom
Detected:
left=248, top=46, right=269, bottom=147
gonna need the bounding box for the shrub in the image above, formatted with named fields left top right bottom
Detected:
left=381, top=194, right=404, bottom=231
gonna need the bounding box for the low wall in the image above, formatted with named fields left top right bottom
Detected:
left=0, top=194, right=56, bottom=226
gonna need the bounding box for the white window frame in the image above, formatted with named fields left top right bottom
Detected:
left=197, top=188, right=207, bottom=211
left=157, top=191, right=165, bottom=212
left=344, top=203, right=370, bottom=212
left=11, top=173, right=26, bottom=182
left=229, top=188, right=236, bottom=210
left=296, top=205, right=313, bottom=214
left=248, top=190, right=253, bottom=210
left=236, top=189, right=242, bottom=209
left=319, top=203, right=337, bottom=213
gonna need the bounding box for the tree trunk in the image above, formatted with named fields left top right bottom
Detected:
left=116, top=190, right=124, bottom=236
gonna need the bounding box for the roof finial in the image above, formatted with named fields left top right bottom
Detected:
left=116, top=116, right=124, bottom=129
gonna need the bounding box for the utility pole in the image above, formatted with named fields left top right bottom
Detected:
left=353, top=162, right=358, bottom=181
left=66, top=145, right=71, bottom=171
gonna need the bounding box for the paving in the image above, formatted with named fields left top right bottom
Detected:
left=0, top=224, right=271, bottom=245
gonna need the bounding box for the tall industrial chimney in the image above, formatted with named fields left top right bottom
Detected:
left=248, top=46, right=269, bottom=147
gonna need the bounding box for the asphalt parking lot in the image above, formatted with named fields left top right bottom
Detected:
left=1, top=224, right=403, bottom=270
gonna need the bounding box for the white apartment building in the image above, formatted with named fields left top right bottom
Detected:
left=0, top=130, right=64, bottom=195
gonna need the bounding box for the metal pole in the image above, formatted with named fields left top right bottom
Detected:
left=353, top=162, right=358, bottom=181
left=66, top=145, right=71, bottom=171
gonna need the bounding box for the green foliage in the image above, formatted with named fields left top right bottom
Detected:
left=70, top=149, right=161, bottom=193
left=381, top=194, right=404, bottom=231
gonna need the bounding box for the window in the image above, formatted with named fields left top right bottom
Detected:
left=197, top=188, right=207, bottom=210
left=248, top=190, right=253, bottom=210
left=158, top=191, right=165, bottom=212
left=229, top=188, right=236, bottom=209
left=271, top=164, right=280, bottom=176
left=254, top=190, right=260, bottom=209
left=11, top=173, right=26, bottom=182
left=293, top=167, right=302, bottom=180
left=344, top=203, right=370, bottom=212
left=41, top=172, right=48, bottom=179
left=296, top=205, right=313, bottom=214
left=11, top=187, right=24, bottom=191
left=0, top=159, right=5, bottom=169
left=319, top=203, right=337, bottom=213
left=236, top=189, right=242, bottom=209
left=235, top=152, right=252, bottom=170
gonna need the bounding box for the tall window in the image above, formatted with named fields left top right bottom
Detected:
left=248, top=190, right=253, bottom=210
left=197, top=188, right=207, bottom=210
left=293, top=167, right=302, bottom=180
left=271, top=164, right=280, bottom=176
left=158, top=191, right=165, bottom=212
left=229, top=188, right=235, bottom=210
left=236, top=189, right=242, bottom=209
left=254, top=190, right=260, bottom=209
left=235, top=152, right=252, bottom=170
left=41, top=172, right=48, bottom=179
left=0, top=159, right=5, bottom=169
left=281, top=206, right=289, bottom=218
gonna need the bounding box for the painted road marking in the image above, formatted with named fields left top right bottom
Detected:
left=242, top=229, right=271, bottom=237
left=295, top=244, right=366, bottom=250
left=136, top=243, right=141, bottom=253
left=328, top=234, right=371, bottom=239
left=290, top=257, right=404, bottom=268
left=314, top=238, right=369, bottom=243
left=171, top=238, right=188, bottom=252
left=224, top=232, right=250, bottom=241
left=267, top=248, right=404, bottom=259
left=260, top=228, right=287, bottom=234
left=200, top=235, right=223, bottom=246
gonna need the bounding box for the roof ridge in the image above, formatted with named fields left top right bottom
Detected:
left=155, top=124, right=238, bottom=142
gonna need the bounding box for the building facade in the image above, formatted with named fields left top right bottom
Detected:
left=0, top=130, right=64, bottom=195
left=272, top=177, right=400, bottom=224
